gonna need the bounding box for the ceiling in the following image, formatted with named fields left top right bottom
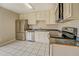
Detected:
left=0, top=3, right=57, bottom=14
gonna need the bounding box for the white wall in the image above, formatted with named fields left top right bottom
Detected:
left=58, top=19, right=79, bottom=37
left=0, top=7, right=18, bottom=45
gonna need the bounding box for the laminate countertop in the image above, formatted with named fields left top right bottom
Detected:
left=26, top=29, right=61, bottom=32
left=26, top=29, right=79, bottom=47
left=49, top=37, right=79, bottom=47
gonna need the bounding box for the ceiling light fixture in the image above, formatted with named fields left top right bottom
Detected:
left=24, top=3, right=32, bottom=9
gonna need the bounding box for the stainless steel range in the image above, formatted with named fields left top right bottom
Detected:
left=62, top=27, right=77, bottom=40
left=55, top=27, right=77, bottom=45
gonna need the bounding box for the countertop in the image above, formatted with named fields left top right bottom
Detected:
left=26, top=29, right=61, bottom=32
left=49, top=37, right=79, bottom=47
left=26, top=29, right=79, bottom=47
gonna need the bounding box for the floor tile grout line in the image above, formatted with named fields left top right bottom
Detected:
left=44, top=46, right=46, bottom=56
left=0, top=41, right=49, bottom=56
left=36, top=44, right=43, bottom=56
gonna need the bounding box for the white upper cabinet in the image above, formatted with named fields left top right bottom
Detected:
left=49, top=9, right=56, bottom=24
left=63, top=3, right=79, bottom=20
left=63, top=3, right=71, bottom=20
left=48, top=4, right=58, bottom=24
left=27, top=13, right=36, bottom=25
left=36, top=11, right=49, bottom=21
left=19, top=13, right=36, bottom=24
left=19, top=7, right=58, bottom=25
left=44, top=11, right=50, bottom=24
left=19, top=14, right=28, bottom=19
left=19, top=14, right=24, bottom=19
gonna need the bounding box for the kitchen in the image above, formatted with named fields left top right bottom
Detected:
left=15, top=3, right=79, bottom=56
left=17, top=3, right=59, bottom=44
left=0, top=3, right=79, bottom=56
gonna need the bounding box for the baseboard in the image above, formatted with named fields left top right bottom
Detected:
left=0, top=39, right=16, bottom=47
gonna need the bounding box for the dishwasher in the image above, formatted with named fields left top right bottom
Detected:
left=26, top=31, right=35, bottom=42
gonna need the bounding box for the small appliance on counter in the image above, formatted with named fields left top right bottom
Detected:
left=54, top=27, right=77, bottom=45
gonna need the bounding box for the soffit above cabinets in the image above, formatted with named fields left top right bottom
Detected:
left=0, top=3, right=57, bottom=14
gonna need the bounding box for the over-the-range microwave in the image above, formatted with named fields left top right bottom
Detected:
left=55, top=3, right=63, bottom=22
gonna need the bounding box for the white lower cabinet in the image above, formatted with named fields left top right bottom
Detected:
left=26, top=31, right=35, bottom=42
left=35, top=31, right=49, bottom=44
left=50, top=44, right=79, bottom=56
left=50, top=44, right=53, bottom=56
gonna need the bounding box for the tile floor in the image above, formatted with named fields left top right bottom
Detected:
left=0, top=40, right=49, bottom=56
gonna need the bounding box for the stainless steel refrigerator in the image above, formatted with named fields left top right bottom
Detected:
left=15, top=20, right=29, bottom=40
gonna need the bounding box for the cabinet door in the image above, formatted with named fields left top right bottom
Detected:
left=50, top=44, right=53, bottom=56
left=49, top=10, right=56, bottom=24
left=45, top=11, right=50, bottom=24
left=36, top=11, right=49, bottom=21
left=28, top=13, right=36, bottom=24
left=52, top=44, right=79, bottom=56
left=19, top=14, right=24, bottom=19
left=36, top=12, right=41, bottom=20
left=19, top=14, right=28, bottom=19
left=44, top=11, right=49, bottom=21
left=36, top=11, right=44, bottom=20
left=26, top=31, right=35, bottom=41
left=63, top=3, right=72, bottom=19
left=35, top=31, right=49, bottom=44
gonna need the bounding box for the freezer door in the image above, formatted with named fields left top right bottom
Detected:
left=16, top=32, right=26, bottom=40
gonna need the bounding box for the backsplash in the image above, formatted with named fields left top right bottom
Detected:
left=29, top=21, right=58, bottom=29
